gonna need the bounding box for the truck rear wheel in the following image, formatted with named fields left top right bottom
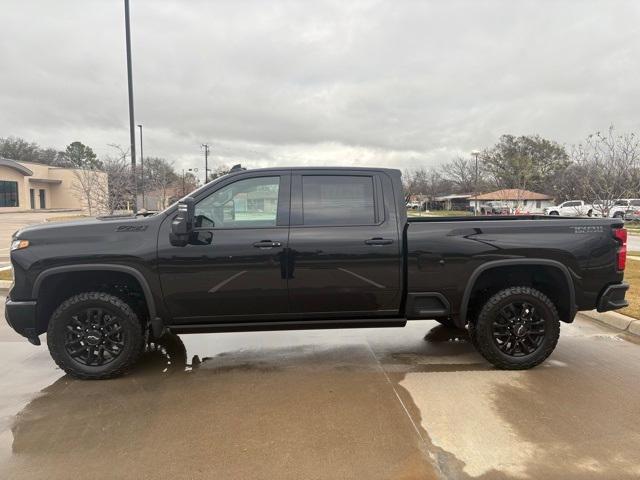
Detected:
left=470, top=286, right=560, bottom=370
left=47, top=292, right=145, bottom=380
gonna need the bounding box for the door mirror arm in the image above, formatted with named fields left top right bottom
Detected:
left=170, top=197, right=195, bottom=247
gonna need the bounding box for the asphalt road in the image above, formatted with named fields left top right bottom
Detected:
left=0, top=299, right=639, bottom=480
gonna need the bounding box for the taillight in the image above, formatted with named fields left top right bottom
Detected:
left=613, top=227, right=627, bottom=271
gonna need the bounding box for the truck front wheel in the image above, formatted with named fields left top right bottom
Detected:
left=47, top=292, right=145, bottom=379
left=469, top=286, right=560, bottom=370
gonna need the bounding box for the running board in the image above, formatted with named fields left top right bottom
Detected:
left=169, top=318, right=407, bottom=334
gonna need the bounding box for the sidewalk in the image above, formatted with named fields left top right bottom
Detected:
left=581, top=309, right=640, bottom=336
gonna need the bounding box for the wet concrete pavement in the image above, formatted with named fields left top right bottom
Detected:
left=1, top=297, right=639, bottom=480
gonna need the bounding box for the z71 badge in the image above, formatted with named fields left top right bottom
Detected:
left=572, top=225, right=603, bottom=234
left=116, top=225, right=148, bottom=232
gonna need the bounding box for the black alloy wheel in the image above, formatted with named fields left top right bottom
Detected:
left=491, top=301, right=545, bottom=357
left=47, top=292, right=144, bottom=379
left=469, top=286, right=560, bottom=370
left=64, top=307, right=125, bottom=366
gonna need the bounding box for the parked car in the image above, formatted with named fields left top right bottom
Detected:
left=5, top=166, right=628, bottom=379
left=406, top=201, right=422, bottom=210
left=609, top=199, right=640, bottom=219
left=479, top=201, right=510, bottom=215
left=544, top=200, right=597, bottom=217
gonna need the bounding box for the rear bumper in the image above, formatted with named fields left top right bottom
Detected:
left=597, top=283, right=629, bottom=312
left=4, top=298, right=39, bottom=343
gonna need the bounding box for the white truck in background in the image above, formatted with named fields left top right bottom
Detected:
left=609, top=199, right=640, bottom=219
left=545, top=200, right=597, bottom=217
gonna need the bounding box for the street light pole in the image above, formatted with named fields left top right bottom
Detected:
left=201, top=144, right=210, bottom=184
left=472, top=150, right=480, bottom=216
left=124, top=0, right=137, bottom=213
left=137, top=124, right=144, bottom=209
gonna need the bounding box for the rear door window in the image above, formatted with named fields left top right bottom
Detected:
left=302, top=175, right=376, bottom=226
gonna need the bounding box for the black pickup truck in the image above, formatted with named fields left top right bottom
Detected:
left=5, top=166, right=629, bottom=379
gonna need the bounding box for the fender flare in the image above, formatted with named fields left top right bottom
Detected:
left=32, top=264, right=157, bottom=319
left=459, top=259, right=576, bottom=325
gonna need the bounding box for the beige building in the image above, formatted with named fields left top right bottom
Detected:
left=0, top=157, right=108, bottom=212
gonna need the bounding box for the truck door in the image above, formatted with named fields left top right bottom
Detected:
left=157, top=172, right=291, bottom=322
left=287, top=170, right=402, bottom=316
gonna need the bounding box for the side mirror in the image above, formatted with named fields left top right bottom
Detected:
left=169, top=197, right=195, bottom=247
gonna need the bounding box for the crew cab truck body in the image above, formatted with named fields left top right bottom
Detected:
left=5, top=167, right=629, bottom=379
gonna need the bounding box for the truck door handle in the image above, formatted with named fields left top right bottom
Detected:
left=364, top=238, right=393, bottom=246
left=253, top=240, right=282, bottom=249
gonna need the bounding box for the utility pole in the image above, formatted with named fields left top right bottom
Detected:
left=201, top=144, right=210, bottom=184
left=124, top=0, right=137, bottom=213
left=472, top=150, right=480, bottom=216
left=138, top=124, right=144, bottom=209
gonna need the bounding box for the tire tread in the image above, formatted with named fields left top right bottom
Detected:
left=473, top=286, right=560, bottom=370
left=47, top=291, right=144, bottom=380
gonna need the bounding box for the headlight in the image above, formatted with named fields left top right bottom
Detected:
left=11, top=239, right=29, bottom=251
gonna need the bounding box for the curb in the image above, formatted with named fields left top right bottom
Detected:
left=581, top=310, right=640, bottom=337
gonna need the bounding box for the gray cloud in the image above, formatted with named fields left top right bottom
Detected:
left=1, top=0, right=639, bottom=174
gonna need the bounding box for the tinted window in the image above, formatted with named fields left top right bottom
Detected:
left=564, top=201, right=581, bottom=207
left=0, top=181, right=19, bottom=207
left=302, top=175, right=376, bottom=225
left=630, top=200, right=640, bottom=206
left=614, top=200, right=629, bottom=206
left=195, top=176, right=280, bottom=229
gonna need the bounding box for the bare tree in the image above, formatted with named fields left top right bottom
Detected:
left=402, top=167, right=452, bottom=206
left=144, top=157, right=180, bottom=210
left=441, top=157, right=485, bottom=193
left=570, top=126, right=640, bottom=215
left=402, top=167, right=427, bottom=199
left=96, top=145, right=134, bottom=214
left=71, top=165, right=105, bottom=216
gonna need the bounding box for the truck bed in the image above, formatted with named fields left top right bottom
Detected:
left=404, top=215, right=625, bottom=325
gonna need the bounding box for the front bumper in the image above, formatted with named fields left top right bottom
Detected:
left=4, top=298, right=39, bottom=344
left=597, top=283, right=629, bottom=312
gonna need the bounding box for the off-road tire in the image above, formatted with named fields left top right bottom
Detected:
left=472, top=286, right=560, bottom=370
left=47, top=292, right=145, bottom=380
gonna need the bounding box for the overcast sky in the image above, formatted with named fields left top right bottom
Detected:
left=1, top=0, right=639, bottom=175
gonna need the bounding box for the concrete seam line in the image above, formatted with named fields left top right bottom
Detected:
left=362, top=341, right=444, bottom=476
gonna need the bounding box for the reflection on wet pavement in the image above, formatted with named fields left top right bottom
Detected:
left=1, top=303, right=640, bottom=479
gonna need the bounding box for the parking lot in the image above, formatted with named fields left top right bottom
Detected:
left=1, top=298, right=639, bottom=480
